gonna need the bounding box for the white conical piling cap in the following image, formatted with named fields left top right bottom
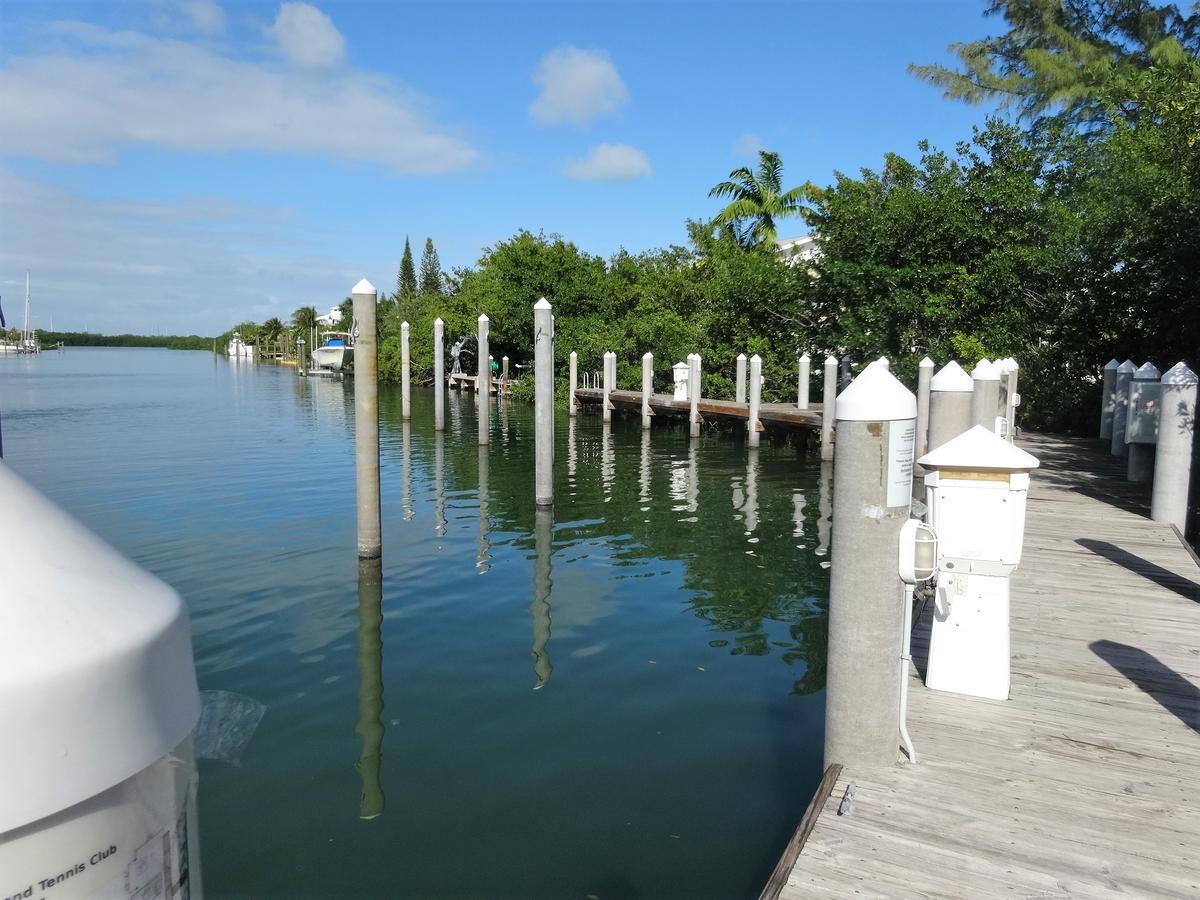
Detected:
left=352, top=278, right=375, bottom=295
left=930, top=360, right=974, bottom=392
left=825, top=355, right=837, bottom=367
left=1104, top=359, right=1120, bottom=370
left=401, top=320, right=409, bottom=329
left=737, top=352, right=746, bottom=360
left=1117, top=359, right=1136, bottom=373
left=1163, top=362, right=1198, bottom=385
left=434, top=317, right=443, bottom=326
left=479, top=313, right=489, bottom=323
left=836, top=364, right=916, bottom=421
left=750, top=353, right=762, bottom=365
left=534, top=297, right=551, bottom=310
left=919, top=356, right=935, bottom=369
left=570, top=350, right=578, bottom=359
left=643, top=352, right=652, bottom=360
left=1133, top=362, right=1161, bottom=380
left=799, top=352, right=810, bottom=362
left=877, top=356, right=889, bottom=370
left=971, top=359, right=999, bottom=381
left=918, top=424, right=1040, bottom=471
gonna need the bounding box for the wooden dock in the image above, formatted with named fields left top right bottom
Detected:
left=769, top=432, right=1200, bottom=899
left=573, top=388, right=823, bottom=430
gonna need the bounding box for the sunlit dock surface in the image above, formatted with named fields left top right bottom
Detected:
left=774, top=432, right=1200, bottom=899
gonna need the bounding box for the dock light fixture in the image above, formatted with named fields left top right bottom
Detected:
left=897, top=518, right=938, bottom=765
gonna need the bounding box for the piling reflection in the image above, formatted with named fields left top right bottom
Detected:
left=567, top=417, right=577, bottom=490
left=792, top=488, right=806, bottom=540
left=638, top=429, right=651, bottom=512
left=401, top=421, right=413, bottom=522
left=816, top=461, right=832, bottom=557
left=601, top=422, right=614, bottom=501
left=355, top=558, right=385, bottom=820
left=434, top=431, right=446, bottom=537
left=744, top=449, right=759, bottom=535
left=530, top=508, right=554, bottom=689
left=477, top=444, right=491, bottom=573
left=687, top=439, right=699, bottom=515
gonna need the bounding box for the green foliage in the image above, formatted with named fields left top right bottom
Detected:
left=37, top=331, right=215, bottom=350
left=708, top=150, right=815, bottom=248
left=419, top=237, right=443, bottom=296
left=397, top=236, right=417, bottom=300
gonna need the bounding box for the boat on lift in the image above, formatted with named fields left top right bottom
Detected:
left=226, top=331, right=254, bottom=359
left=311, top=331, right=353, bottom=371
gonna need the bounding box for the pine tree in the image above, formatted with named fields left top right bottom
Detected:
left=419, top=237, right=443, bottom=295
left=397, top=237, right=417, bottom=298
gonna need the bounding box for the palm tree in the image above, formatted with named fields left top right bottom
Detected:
left=262, top=317, right=284, bottom=342
left=708, top=150, right=811, bottom=249
left=291, top=306, right=317, bottom=334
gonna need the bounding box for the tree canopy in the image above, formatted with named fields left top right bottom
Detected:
left=708, top=150, right=814, bottom=248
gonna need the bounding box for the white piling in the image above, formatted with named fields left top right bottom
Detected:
left=735, top=353, right=747, bottom=404
left=1099, top=358, right=1119, bottom=440
left=928, top=361, right=974, bottom=453
left=400, top=321, right=411, bottom=420
left=502, top=355, right=510, bottom=397
left=1127, top=362, right=1161, bottom=483
left=839, top=357, right=851, bottom=390
left=970, top=359, right=1001, bottom=432
left=602, top=351, right=614, bottom=422
left=825, top=365, right=916, bottom=770
left=433, top=318, right=445, bottom=431
left=1151, top=362, right=1198, bottom=531
left=568, top=351, right=578, bottom=418
left=877, top=356, right=890, bottom=371
left=689, top=353, right=702, bottom=438
left=641, top=352, right=653, bottom=429
left=297, top=338, right=306, bottom=377
left=534, top=298, right=554, bottom=508
left=821, top=355, right=837, bottom=461
left=352, top=278, right=381, bottom=559
left=477, top=314, right=490, bottom=446
left=1110, top=360, right=1136, bottom=456
left=798, top=353, right=811, bottom=410
left=916, top=356, right=934, bottom=460
left=1004, top=358, right=1020, bottom=441
left=748, top=354, right=762, bottom=448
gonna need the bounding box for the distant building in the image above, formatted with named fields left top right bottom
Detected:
left=315, top=305, right=342, bottom=327
left=775, top=234, right=820, bottom=266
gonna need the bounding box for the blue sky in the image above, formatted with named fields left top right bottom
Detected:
left=0, top=1, right=1000, bottom=334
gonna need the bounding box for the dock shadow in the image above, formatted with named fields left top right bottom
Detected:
left=1089, top=640, right=1200, bottom=734
left=1076, top=538, right=1200, bottom=602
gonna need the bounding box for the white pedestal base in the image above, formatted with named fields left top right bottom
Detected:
left=926, top=571, right=1011, bottom=700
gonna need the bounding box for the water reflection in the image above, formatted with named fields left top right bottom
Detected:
left=638, top=430, right=651, bottom=513
left=355, top=558, right=385, bottom=820
left=531, top=508, right=554, bottom=689
left=687, top=439, right=699, bottom=516
left=434, top=431, right=447, bottom=537
left=792, top=488, right=806, bottom=541
left=816, top=461, right=832, bottom=558
left=744, top=448, right=759, bottom=536
left=567, top=417, right=577, bottom=490
left=477, top=444, right=491, bottom=573
left=401, top=421, right=413, bottom=522
left=601, top=422, right=614, bottom=501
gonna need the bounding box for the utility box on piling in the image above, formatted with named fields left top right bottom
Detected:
left=672, top=362, right=690, bottom=400
left=1126, top=363, right=1162, bottom=445
left=918, top=426, right=1039, bottom=701
left=0, top=463, right=202, bottom=898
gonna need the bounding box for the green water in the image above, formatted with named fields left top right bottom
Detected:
left=0, top=348, right=831, bottom=899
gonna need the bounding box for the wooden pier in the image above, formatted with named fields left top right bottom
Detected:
left=573, top=388, right=823, bottom=431
left=767, top=432, right=1200, bottom=899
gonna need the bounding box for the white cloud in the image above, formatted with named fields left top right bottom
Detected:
left=151, top=0, right=226, bottom=36
left=0, top=22, right=477, bottom=174
left=733, top=133, right=764, bottom=158
left=563, top=143, right=650, bottom=182
left=530, top=46, right=627, bottom=127
left=266, top=2, right=344, bottom=70
left=0, top=168, right=383, bottom=334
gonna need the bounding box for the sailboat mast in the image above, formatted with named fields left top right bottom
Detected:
left=23, top=271, right=30, bottom=341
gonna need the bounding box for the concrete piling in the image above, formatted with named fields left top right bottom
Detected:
left=798, top=353, right=811, bottom=410
left=839, top=357, right=851, bottom=390
left=533, top=298, right=554, bottom=508
left=433, top=318, right=445, bottom=431
left=916, top=357, right=934, bottom=460
left=502, top=355, right=509, bottom=396
left=1151, top=362, right=1198, bottom=531
left=1127, top=362, right=1161, bottom=483
left=531, top=508, right=554, bottom=689
left=824, top=364, right=916, bottom=770
left=355, top=557, right=385, bottom=819
left=1110, top=360, right=1136, bottom=456
left=602, top=351, right=614, bottom=422
left=736, top=353, right=747, bottom=404
left=1099, top=359, right=1119, bottom=440
left=568, top=351, right=578, bottom=417
left=297, top=338, right=306, bottom=377
left=352, top=278, right=381, bottom=559
left=642, top=352, right=653, bottom=429
left=748, top=354, right=762, bottom=449
left=1004, top=358, right=1020, bottom=441
left=821, top=355, right=837, bottom=461
left=689, top=353, right=702, bottom=438
left=928, top=361, right=974, bottom=453
left=400, top=321, right=411, bottom=420
left=970, top=359, right=1000, bottom=432
left=477, top=314, right=490, bottom=446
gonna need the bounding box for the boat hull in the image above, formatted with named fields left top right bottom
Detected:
left=312, top=346, right=352, bottom=371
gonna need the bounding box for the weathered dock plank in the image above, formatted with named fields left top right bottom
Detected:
left=573, top=387, right=824, bottom=430
left=779, top=432, right=1200, bottom=899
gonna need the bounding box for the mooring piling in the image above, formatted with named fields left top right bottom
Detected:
left=1099, top=358, right=1119, bottom=440
left=297, top=338, right=306, bottom=377
left=689, top=353, right=702, bottom=438
left=824, top=364, right=916, bottom=770
left=748, top=354, right=762, bottom=448
left=927, top=360, right=974, bottom=454
left=568, top=351, right=578, bottom=418
left=916, top=356, right=934, bottom=460
left=1110, top=359, right=1136, bottom=456
left=736, top=353, right=747, bottom=404
left=400, top=321, right=411, bottom=420
left=642, top=352, right=653, bottom=429
left=1151, top=362, right=1198, bottom=531
left=839, top=357, right=851, bottom=390
left=1127, top=362, right=1161, bottom=483
left=352, top=278, right=381, bottom=559
left=531, top=507, right=554, bottom=689
left=821, top=355, right=837, bottom=461
left=797, top=353, right=811, bottom=410
left=502, top=355, right=509, bottom=396
left=534, top=298, right=554, bottom=508
left=477, top=314, right=490, bottom=446
left=970, top=359, right=1000, bottom=432
left=1004, top=357, right=1020, bottom=440
left=433, top=318, right=445, bottom=431
left=602, top=351, right=614, bottom=422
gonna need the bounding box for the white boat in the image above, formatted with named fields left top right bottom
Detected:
left=311, top=331, right=353, bottom=371
left=1, top=273, right=39, bottom=355
left=226, top=332, right=254, bottom=358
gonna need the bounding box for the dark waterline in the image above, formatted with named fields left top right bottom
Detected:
left=0, top=348, right=830, bottom=899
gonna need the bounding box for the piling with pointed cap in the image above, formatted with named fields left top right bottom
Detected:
left=876, top=356, right=890, bottom=371
left=928, top=361, right=974, bottom=453
left=825, top=364, right=916, bottom=770
left=352, top=278, right=381, bottom=558
left=839, top=357, right=851, bottom=390
left=533, top=298, right=554, bottom=507
left=297, top=338, right=306, bottom=377
left=568, top=351, right=578, bottom=417
left=502, top=355, right=509, bottom=395
left=689, top=353, right=702, bottom=437
left=1099, top=359, right=1120, bottom=440
left=735, top=353, right=747, bottom=404
left=797, top=352, right=811, bottom=410
left=1151, top=362, right=1198, bottom=530
left=641, top=352, right=653, bottom=429
left=400, top=321, right=411, bottom=420
left=602, top=351, right=614, bottom=422
left=433, top=318, right=445, bottom=431
left=916, top=356, right=934, bottom=460
left=748, top=354, right=763, bottom=448
left=477, top=314, right=490, bottom=446
left=821, top=355, right=837, bottom=460
left=970, top=359, right=1000, bottom=432
left=1110, top=360, right=1137, bottom=456
left=1003, top=357, right=1020, bottom=441
left=1127, top=362, right=1162, bottom=483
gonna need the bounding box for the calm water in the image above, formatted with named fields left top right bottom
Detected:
left=0, top=348, right=831, bottom=899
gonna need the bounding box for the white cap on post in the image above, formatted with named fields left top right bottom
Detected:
left=1134, top=362, right=1161, bottom=380
left=1104, top=359, right=1119, bottom=370
left=920, top=356, right=935, bottom=369
left=971, top=359, right=999, bottom=381
left=353, top=278, right=375, bottom=295
left=931, top=360, right=974, bottom=391
left=1117, top=359, right=1136, bottom=373
left=836, top=364, right=917, bottom=421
